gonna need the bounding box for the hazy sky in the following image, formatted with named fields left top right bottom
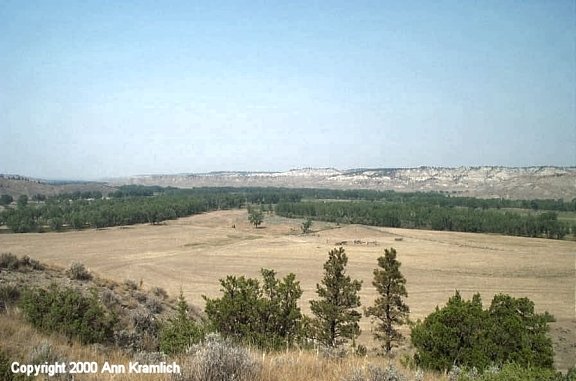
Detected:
left=1, top=1, right=574, bottom=180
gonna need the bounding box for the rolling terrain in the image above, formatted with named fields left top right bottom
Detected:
left=1, top=209, right=574, bottom=370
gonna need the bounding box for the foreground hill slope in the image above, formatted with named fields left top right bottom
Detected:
left=112, top=166, right=576, bottom=200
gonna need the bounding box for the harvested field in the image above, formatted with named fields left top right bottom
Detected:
left=1, top=209, right=574, bottom=370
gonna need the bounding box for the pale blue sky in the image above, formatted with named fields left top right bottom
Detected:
left=1, top=1, right=574, bottom=180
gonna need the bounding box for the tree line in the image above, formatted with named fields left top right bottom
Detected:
left=0, top=192, right=246, bottom=233
left=1, top=185, right=573, bottom=238
left=275, top=200, right=572, bottom=239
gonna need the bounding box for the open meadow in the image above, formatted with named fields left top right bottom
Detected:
left=1, top=209, right=574, bottom=370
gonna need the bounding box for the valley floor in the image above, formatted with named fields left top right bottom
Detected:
left=1, top=209, right=574, bottom=370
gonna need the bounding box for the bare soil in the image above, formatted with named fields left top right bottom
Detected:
left=1, top=209, right=574, bottom=369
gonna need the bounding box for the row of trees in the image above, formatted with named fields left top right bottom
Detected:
left=5, top=184, right=574, bottom=211
left=0, top=193, right=247, bottom=233
left=199, top=247, right=556, bottom=373
left=222, top=187, right=576, bottom=212
left=201, top=247, right=408, bottom=354
left=275, top=201, right=572, bottom=239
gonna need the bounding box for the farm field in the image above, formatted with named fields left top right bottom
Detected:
left=1, top=209, right=574, bottom=370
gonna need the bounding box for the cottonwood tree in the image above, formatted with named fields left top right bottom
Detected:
left=364, top=247, right=409, bottom=355
left=310, top=247, right=362, bottom=347
left=248, top=208, right=264, bottom=228
left=301, top=218, right=313, bottom=234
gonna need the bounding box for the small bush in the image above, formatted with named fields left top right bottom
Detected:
left=319, top=345, right=348, bottom=360
left=146, top=296, right=164, bottom=313
left=20, top=285, right=116, bottom=344
left=118, top=309, right=161, bottom=351
left=124, top=279, right=139, bottom=290
left=130, top=309, right=158, bottom=335
left=133, top=351, right=166, bottom=365
left=0, top=253, right=20, bottom=270
left=0, top=254, right=44, bottom=272
left=66, top=262, right=92, bottom=281
left=100, top=289, right=120, bottom=307
left=151, top=286, right=168, bottom=300
left=20, top=255, right=44, bottom=270
left=114, top=329, right=141, bottom=351
left=182, top=333, right=261, bottom=381
left=343, top=364, right=406, bottom=381
left=133, top=290, right=148, bottom=303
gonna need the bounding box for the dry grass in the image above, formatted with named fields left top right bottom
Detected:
left=0, top=209, right=574, bottom=371
left=1, top=308, right=447, bottom=380
left=0, top=311, right=169, bottom=381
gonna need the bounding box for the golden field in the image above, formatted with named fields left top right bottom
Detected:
left=1, top=209, right=574, bottom=372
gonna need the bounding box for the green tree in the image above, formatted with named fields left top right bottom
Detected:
left=301, top=218, right=313, bottom=234
left=159, top=290, right=204, bottom=354
left=310, top=247, right=362, bottom=347
left=486, top=294, right=554, bottom=368
left=0, top=194, right=13, bottom=206
left=4, top=208, right=38, bottom=233
left=411, top=291, right=488, bottom=370
left=204, top=275, right=262, bottom=344
left=261, top=269, right=304, bottom=348
left=204, top=269, right=303, bottom=350
left=364, top=247, right=410, bottom=355
left=410, top=291, right=555, bottom=371
left=248, top=208, right=264, bottom=228
left=17, top=195, right=28, bottom=208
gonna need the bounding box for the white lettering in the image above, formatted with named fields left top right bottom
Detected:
left=101, top=362, right=126, bottom=374
left=128, top=362, right=181, bottom=374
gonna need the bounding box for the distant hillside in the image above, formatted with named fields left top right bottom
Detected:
left=0, top=174, right=116, bottom=198
left=111, top=166, right=576, bottom=200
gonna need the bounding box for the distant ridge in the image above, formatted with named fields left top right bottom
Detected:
left=0, top=175, right=115, bottom=198
left=110, top=166, right=576, bottom=200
